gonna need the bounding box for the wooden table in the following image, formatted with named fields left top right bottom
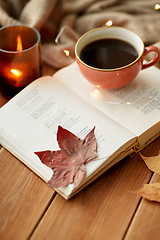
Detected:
left=0, top=64, right=160, bottom=240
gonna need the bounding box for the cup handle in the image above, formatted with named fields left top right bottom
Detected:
left=142, top=45, right=160, bottom=70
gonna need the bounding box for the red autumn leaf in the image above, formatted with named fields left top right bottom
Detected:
left=35, top=126, right=97, bottom=188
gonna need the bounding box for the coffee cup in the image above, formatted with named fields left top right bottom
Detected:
left=75, top=26, right=160, bottom=89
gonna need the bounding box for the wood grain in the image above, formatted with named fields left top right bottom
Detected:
left=0, top=63, right=56, bottom=240
left=0, top=148, right=55, bottom=240
left=0, top=89, right=8, bottom=107
left=1, top=62, right=160, bottom=240
left=124, top=137, right=160, bottom=240
left=30, top=139, right=159, bottom=240
left=125, top=175, right=160, bottom=240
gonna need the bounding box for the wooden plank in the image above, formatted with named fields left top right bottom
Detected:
left=124, top=174, right=160, bottom=240
left=0, top=148, right=55, bottom=240
left=124, top=137, right=160, bottom=240
left=30, top=144, right=154, bottom=240
left=0, top=63, right=56, bottom=240
left=0, top=89, right=8, bottom=107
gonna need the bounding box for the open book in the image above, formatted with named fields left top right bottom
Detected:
left=0, top=62, right=160, bottom=199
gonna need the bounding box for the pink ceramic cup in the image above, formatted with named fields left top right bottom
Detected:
left=75, top=27, right=160, bottom=89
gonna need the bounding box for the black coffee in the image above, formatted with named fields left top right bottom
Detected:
left=80, top=39, right=138, bottom=69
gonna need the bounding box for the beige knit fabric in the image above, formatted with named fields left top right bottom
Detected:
left=0, top=0, right=160, bottom=69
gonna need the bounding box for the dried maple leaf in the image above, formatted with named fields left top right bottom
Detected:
left=35, top=126, right=97, bottom=188
left=135, top=152, right=160, bottom=202
left=136, top=183, right=160, bottom=202
left=139, top=152, right=160, bottom=175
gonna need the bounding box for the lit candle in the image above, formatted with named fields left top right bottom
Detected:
left=0, top=25, right=41, bottom=98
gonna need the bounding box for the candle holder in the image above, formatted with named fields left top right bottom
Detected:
left=0, top=25, right=41, bottom=98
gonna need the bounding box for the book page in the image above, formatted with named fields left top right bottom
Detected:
left=56, top=62, right=160, bottom=144
left=0, top=77, right=135, bottom=197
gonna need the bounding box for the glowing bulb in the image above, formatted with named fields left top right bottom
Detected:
left=10, top=69, right=22, bottom=77
left=64, top=50, right=70, bottom=56
left=95, top=89, right=99, bottom=93
left=154, top=4, right=160, bottom=10
left=92, top=88, right=103, bottom=98
left=106, top=20, right=113, bottom=27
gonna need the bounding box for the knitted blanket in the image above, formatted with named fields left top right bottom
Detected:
left=0, top=0, right=160, bottom=69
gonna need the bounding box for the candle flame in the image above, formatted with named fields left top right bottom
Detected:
left=17, top=35, right=23, bottom=51
left=11, top=69, right=22, bottom=77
